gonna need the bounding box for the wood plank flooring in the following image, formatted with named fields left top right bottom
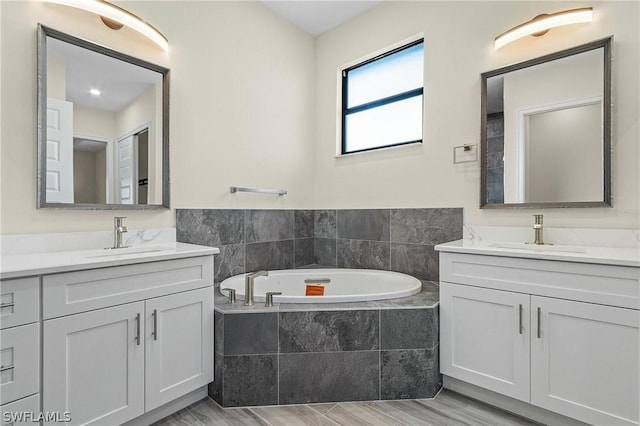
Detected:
left=153, top=390, right=540, bottom=426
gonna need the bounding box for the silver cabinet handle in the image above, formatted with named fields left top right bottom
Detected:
left=0, top=365, right=15, bottom=372
left=0, top=302, right=15, bottom=309
left=135, top=313, right=141, bottom=346
left=518, top=304, right=523, bottom=335
left=265, top=292, right=282, bottom=307
left=537, top=307, right=541, bottom=339
left=152, top=309, right=158, bottom=341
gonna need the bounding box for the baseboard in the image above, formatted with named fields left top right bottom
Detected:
left=443, top=376, right=587, bottom=426
left=123, top=386, right=208, bottom=426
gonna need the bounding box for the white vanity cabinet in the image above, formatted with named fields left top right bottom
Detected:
left=439, top=251, right=640, bottom=426
left=42, top=256, right=214, bottom=426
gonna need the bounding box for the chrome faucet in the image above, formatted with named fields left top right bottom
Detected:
left=110, top=217, right=130, bottom=249
left=529, top=214, right=545, bottom=245
left=244, top=271, right=268, bottom=306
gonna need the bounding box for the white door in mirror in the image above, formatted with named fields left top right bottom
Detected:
left=46, top=98, right=74, bottom=203
left=117, top=135, right=136, bottom=204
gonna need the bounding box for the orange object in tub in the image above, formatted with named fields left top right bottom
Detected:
left=305, top=285, right=325, bottom=296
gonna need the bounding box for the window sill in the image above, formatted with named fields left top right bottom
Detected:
left=335, top=141, right=422, bottom=159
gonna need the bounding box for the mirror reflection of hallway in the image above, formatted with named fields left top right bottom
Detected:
left=73, top=138, right=107, bottom=204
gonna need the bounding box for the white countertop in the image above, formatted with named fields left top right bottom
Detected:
left=435, top=240, right=640, bottom=268
left=0, top=243, right=219, bottom=279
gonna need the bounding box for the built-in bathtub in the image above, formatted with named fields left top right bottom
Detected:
left=211, top=277, right=441, bottom=407
left=219, top=268, right=422, bottom=303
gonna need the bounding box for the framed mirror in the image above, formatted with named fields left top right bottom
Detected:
left=480, top=37, right=611, bottom=209
left=37, top=25, right=170, bottom=209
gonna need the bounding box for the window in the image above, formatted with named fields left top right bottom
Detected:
left=341, top=39, right=424, bottom=154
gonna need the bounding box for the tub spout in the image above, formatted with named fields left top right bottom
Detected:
left=244, top=270, right=268, bottom=306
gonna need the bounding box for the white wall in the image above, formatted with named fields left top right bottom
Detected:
left=313, top=1, right=639, bottom=229
left=0, top=1, right=315, bottom=235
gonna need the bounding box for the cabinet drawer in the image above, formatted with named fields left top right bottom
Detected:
left=0, top=278, right=39, bottom=329
left=1, top=394, right=41, bottom=426
left=0, top=324, right=39, bottom=405
left=440, top=253, right=640, bottom=309
left=43, top=256, right=213, bottom=319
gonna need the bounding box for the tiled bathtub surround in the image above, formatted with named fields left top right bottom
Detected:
left=176, top=208, right=462, bottom=283
left=210, top=283, right=441, bottom=407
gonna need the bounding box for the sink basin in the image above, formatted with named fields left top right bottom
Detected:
left=489, top=242, right=586, bottom=254
left=85, top=246, right=167, bottom=258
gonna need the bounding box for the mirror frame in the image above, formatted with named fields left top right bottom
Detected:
left=480, top=37, right=612, bottom=209
left=37, top=24, right=170, bottom=210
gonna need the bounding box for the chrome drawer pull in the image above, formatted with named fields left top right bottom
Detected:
left=0, top=302, right=15, bottom=309
left=135, top=313, right=141, bottom=346
left=518, top=304, right=523, bottom=335
left=152, top=309, right=158, bottom=341
left=0, top=365, right=15, bottom=372
left=537, top=307, right=542, bottom=339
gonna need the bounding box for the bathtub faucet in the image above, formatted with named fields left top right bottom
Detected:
left=244, top=270, right=268, bottom=306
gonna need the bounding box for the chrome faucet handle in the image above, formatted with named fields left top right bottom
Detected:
left=265, top=292, right=282, bottom=307
left=114, top=216, right=127, bottom=225
left=221, top=288, right=236, bottom=304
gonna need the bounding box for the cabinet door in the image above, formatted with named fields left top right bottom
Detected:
left=0, top=324, right=39, bottom=405
left=531, top=296, right=639, bottom=426
left=441, top=282, right=531, bottom=402
left=43, top=302, right=145, bottom=425
left=145, top=287, right=213, bottom=411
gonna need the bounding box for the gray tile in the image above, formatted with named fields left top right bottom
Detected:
left=152, top=403, right=202, bottom=426
left=176, top=209, right=244, bottom=246
left=390, top=208, right=463, bottom=245
left=381, top=309, right=438, bottom=349
left=337, top=209, right=390, bottom=241
left=324, top=403, right=400, bottom=426
left=214, top=244, right=245, bottom=283
left=214, top=310, right=224, bottom=354
left=364, top=400, right=436, bottom=426
left=487, top=151, right=504, bottom=169
left=223, top=355, right=278, bottom=407
left=245, top=210, right=294, bottom=243
left=314, top=210, right=336, bottom=239
left=245, top=240, right=294, bottom=272
left=295, top=210, right=314, bottom=238
left=209, top=352, right=223, bottom=405
left=279, top=310, right=379, bottom=352
left=281, top=300, right=379, bottom=312
left=187, top=397, right=269, bottom=425
left=223, top=312, right=278, bottom=355
left=279, top=352, right=379, bottom=404
left=314, top=238, right=336, bottom=267
left=337, top=239, right=390, bottom=270
left=487, top=112, right=504, bottom=139
left=390, top=243, right=438, bottom=281
left=251, top=405, right=339, bottom=425
left=307, top=403, right=337, bottom=415
left=381, top=348, right=441, bottom=399
left=295, top=238, right=315, bottom=268
left=488, top=136, right=505, bottom=153
left=376, top=282, right=439, bottom=308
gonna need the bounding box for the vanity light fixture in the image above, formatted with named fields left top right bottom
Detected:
left=495, top=7, right=593, bottom=50
left=42, top=0, right=169, bottom=52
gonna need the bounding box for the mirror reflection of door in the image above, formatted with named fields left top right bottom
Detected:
left=46, top=98, right=74, bottom=203
left=73, top=138, right=108, bottom=204
left=117, top=128, right=149, bottom=205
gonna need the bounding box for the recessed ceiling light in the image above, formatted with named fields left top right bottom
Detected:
left=90, top=88, right=101, bottom=96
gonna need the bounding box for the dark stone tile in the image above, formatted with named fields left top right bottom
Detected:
left=245, top=240, right=294, bottom=272
left=214, top=244, right=245, bottom=284
left=279, top=352, right=379, bottom=403
left=223, top=355, right=278, bottom=407
left=337, top=209, right=390, bottom=241
left=294, top=210, right=314, bottom=238
left=176, top=209, right=244, bottom=246
left=294, top=238, right=314, bottom=268
left=381, top=309, right=438, bottom=350
left=487, top=112, right=504, bottom=139
left=390, top=208, right=463, bottom=245
left=487, top=136, right=504, bottom=153
left=279, top=310, right=379, bottom=353
left=381, top=348, right=441, bottom=399
left=376, top=281, right=439, bottom=308
left=314, top=210, right=336, bottom=239
left=337, top=239, right=390, bottom=270
left=214, top=310, right=224, bottom=354
left=209, top=352, right=223, bottom=404
left=224, top=313, right=278, bottom=355
left=245, top=210, right=294, bottom=243
left=486, top=168, right=505, bottom=204
left=314, top=238, right=336, bottom=267
left=487, top=152, right=504, bottom=169
left=390, top=243, right=438, bottom=281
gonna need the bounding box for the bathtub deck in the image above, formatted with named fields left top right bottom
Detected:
left=153, top=389, right=538, bottom=426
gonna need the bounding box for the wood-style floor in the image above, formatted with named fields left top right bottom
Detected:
left=153, top=389, right=540, bottom=426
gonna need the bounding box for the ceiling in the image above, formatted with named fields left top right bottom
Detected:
left=260, top=1, right=382, bottom=36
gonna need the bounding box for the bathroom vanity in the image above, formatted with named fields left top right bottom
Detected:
left=0, top=243, right=216, bottom=426
left=436, top=241, right=640, bottom=426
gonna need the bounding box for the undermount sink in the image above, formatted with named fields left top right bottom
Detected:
left=85, top=246, right=167, bottom=258
left=489, top=242, right=587, bottom=254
